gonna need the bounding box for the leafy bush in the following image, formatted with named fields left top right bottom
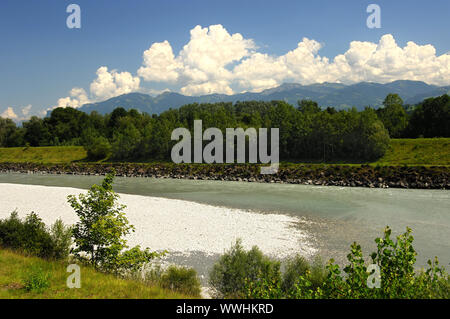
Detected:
left=21, top=213, right=54, bottom=258
left=0, top=211, right=23, bottom=248
left=50, top=219, right=73, bottom=260
left=0, top=211, right=71, bottom=260
left=298, top=227, right=449, bottom=299
left=281, top=255, right=309, bottom=293
left=282, top=255, right=326, bottom=295
left=84, top=136, right=111, bottom=160
left=160, top=265, right=202, bottom=297
left=142, top=264, right=201, bottom=297
left=213, top=228, right=449, bottom=299
left=209, top=239, right=281, bottom=298
left=23, top=265, right=51, bottom=293
left=109, top=246, right=162, bottom=275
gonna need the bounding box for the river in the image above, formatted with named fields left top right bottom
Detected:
left=0, top=172, right=449, bottom=280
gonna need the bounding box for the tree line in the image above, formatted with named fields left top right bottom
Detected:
left=0, top=93, right=448, bottom=162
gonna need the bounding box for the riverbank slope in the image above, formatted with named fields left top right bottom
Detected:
left=0, top=138, right=449, bottom=189
left=0, top=249, right=191, bottom=299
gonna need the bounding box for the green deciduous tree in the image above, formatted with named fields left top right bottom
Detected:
left=23, top=116, right=51, bottom=146
left=84, top=135, right=112, bottom=160
left=376, top=94, right=408, bottom=137
left=0, top=117, right=23, bottom=147
left=406, top=94, right=450, bottom=138
left=68, top=171, right=162, bottom=274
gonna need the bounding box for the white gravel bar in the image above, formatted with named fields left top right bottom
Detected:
left=0, top=183, right=316, bottom=258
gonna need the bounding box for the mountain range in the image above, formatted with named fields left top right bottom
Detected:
left=78, top=80, right=450, bottom=115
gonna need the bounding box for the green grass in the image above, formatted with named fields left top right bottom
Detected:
left=0, top=249, right=193, bottom=299
left=374, top=138, right=450, bottom=166
left=0, top=146, right=87, bottom=164
left=0, top=138, right=449, bottom=166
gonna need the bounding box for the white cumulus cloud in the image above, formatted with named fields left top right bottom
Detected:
left=138, top=24, right=256, bottom=95
left=329, top=34, right=450, bottom=84
left=137, top=25, right=450, bottom=94
left=52, top=66, right=141, bottom=111
left=1, top=105, right=35, bottom=122
left=54, top=87, right=90, bottom=109
left=50, top=24, right=449, bottom=112
left=180, top=80, right=234, bottom=96
left=90, top=66, right=140, bottom=100
left=138, top=40, right=182, bottom=83
left=21, top=104, right=32, bottom=116
left=1, top=107, right=18, bottom=120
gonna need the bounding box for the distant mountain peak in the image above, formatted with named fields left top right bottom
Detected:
left=77, top=80, right=448, bottom=115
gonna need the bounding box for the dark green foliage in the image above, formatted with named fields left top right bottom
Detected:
left=281, top=255, right=309, bottom=293
left=108, top=107, right=129, bottom=129
left=298, top=99, right=321, bottom=113
left=143, top=264, right=201, bottom=297
left=209, top=239, right=282, bottom=298
left=0, top=211, right=72, bottom=260
left=358, top=108, right=391, bottom=160
left=2, top=100, right=393, bottom=162
left=50, top=219, right=73, bottom=260
left=3, top=94, right=449, bottom=161
left=228, top=227, right=449, bottom=299
left=0, top=118, right=23, bottom=147
left=46, top=107, right=90, bottom=145
left=160, top=265, right=202, bottom=297
left=282, top=255, right=326, bottom=294
left=406, top=94, right=450, bottom=138
left=376, top=94, right=408, bottom=137
left=23, top=116, right=51, bottom=146
left=85, top=136, right=111, bottom=160
left=111, top=120, right=142, bottom=160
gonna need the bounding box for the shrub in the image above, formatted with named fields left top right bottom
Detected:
left=50, top=219, right=72, bottom=260
left=0, top=212, right=71, bottom=260
left=23, top=265, right=51, bottom=293
left=21, top=212, right=57, bottom=258
left=111, top=246, right=162, bottom=276
left=0, top=211, right=24, bottom=248
left=85, top=136, right=111, bottom=160
left=209, top=239, right=282, bottom=298
left=282, top=255, right=310, bottom=293
left=320, top=227, right=450, bottom=299
left=282, top=255, right=326, bottom=295
left=212, top=228, right=449, bottom=299
left=160, top=265, right=202, bottom=297
left=142, top=264, right=201, bottom=297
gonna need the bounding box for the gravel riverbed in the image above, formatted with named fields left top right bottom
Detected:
left=0, top=183, right=316, bottom=258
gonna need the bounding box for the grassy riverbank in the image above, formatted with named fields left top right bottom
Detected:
left=375, top=138, right=450, bottom=166
left=0, top=138, right=449, bottom=166
left=0, top=249, right=191, bottom=299
left=0, top=146, right=87, bottom=164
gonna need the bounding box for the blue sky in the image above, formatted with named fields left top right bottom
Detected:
left=1, top=0, right=449, bottom=119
